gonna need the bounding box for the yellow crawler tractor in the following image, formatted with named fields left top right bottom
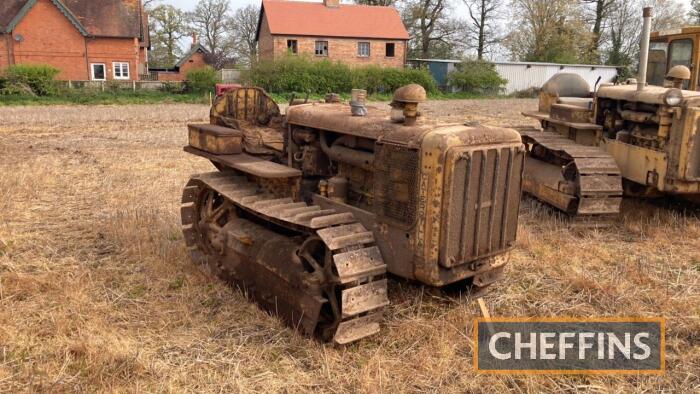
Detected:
left=522, top=7, right=700, bottom=225
left=180, top=85, right=525, bottom=344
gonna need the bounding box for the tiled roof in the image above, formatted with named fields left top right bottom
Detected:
left=0, top=0, right=27, bottom=32
left=257, top=0, right=409, bottom=41
left=175, top=44, right=209, bottom=68
left=2, top=0, right=145, bottom=39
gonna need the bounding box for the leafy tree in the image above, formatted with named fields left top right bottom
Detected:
left=186, top=66, right=221, bottom=93
left=447, top=59, right=506, bottom=94
left=148, top=5, right=186, bottom=68
left=503, top=0, right=592, bottom=63
left=402, top=0, right=464, bottom=58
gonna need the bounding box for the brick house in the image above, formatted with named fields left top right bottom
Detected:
left=151, top=36, right=211, bottom=82
left=255, top=0, right=409, bottom=68
left=0, top=0, right=149, bottom=81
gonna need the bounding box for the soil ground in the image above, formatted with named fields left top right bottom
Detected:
left=0, top=99, right=698, bottom=392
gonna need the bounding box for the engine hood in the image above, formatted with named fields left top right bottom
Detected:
left=596, top=84, right=700, bottom=105
left=285, top=102, right=521, bottom=148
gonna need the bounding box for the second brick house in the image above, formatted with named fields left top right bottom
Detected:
left=0, top=0, right=149, bottom=81
left=255, top=0, right=409, bottom=68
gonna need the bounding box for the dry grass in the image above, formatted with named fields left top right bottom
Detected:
left=0, top=100, right=698, bottom=392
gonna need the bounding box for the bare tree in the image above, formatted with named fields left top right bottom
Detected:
left=581, top=0, right=615, bottom=62
left=604, top=0, right=640, bottom=66
left=230, top=5, right=259, bottom=67
left=462, top=0, right=501, bottom=59
left=143, top=0, right=160, bottom=9
left=149, top=4, right=186, bottom=68
left=602, top=0, right=687, bottom=68
left=649, top=0, right=687, bottom=31
left=403, top=0, right=463, bottom=58
left=691, top=0, right=700, bottom=24
left=188, top=0, right=234, bottom=68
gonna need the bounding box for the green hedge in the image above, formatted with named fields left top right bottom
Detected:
left=186, top=66, right=220, bottom=93
left=1, top=64, right=60, bottom=96
left=245, top=55, right=437, bottom=95
left=447, top=60, right=506, bottom=95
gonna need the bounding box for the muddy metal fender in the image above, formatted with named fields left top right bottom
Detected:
left=413, top=124, right=525, bottom=286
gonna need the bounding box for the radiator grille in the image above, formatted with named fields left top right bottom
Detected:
left=440, top=146, right=524, bottom=267
left=373, top=144, right=419, bottom=225
left=689, top=124, right=700, bottom=179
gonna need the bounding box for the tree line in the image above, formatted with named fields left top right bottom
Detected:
left=147, top=0, right=257, bottom=69
left=147, top=0, right=694, bottom=70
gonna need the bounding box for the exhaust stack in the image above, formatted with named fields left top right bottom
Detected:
left=638, top=7, right=653, bottom=91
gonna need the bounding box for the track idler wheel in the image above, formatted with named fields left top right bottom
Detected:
left=297, top=236, right=342, bottom=341
left=181, top=181, right=235, bottom=276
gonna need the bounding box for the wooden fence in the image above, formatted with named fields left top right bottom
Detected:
left=61, top=80, right=185, bottom=91
left=220, top=69, right=244, bottom=83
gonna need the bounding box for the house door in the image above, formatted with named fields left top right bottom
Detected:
left=91, top=63, right=106, bottom=81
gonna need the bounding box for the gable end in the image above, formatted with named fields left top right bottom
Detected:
left=6, top=0, right=89, bottom=36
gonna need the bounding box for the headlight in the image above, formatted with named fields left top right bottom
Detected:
left=664, top=89, right=683, bottom=106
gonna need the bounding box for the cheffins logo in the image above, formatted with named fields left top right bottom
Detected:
left=474, top=318, right=664, bottom=374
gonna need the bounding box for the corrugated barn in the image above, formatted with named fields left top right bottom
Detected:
left=410, top=59, right=620, bottom=94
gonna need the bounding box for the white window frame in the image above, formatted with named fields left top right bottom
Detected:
left=113, top=62, right=130, bottom=80
left=91, top=63, right=106, bottom=81
left=358, top=42, right=370, bottom=57
left=315, top=40, right=328, bottom=56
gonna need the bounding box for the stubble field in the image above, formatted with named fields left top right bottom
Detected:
left=0, top=99, right=698, bottom=392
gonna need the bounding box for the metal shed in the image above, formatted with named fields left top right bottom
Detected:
left=409, top=59, right=620, bottom=94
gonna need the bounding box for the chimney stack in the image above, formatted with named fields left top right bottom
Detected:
left=191, top=32, right=198, bottom=48
left=324, top=0, right=340, bottom=8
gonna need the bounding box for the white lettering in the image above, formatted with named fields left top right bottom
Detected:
left=539, top=333, right=556, bottom=360
left=514, top=332, right=537, bottom=360
left=608, top=333, right=631, bottom=359
left=598, top=333, right=605, bottom=359
left=558, top=332, right=575, bottom=359
left=489, top=332, right=512, bottom=360
left=578, top=332, right=595, bottom=359
left=633, top=333, right=651, bottom=360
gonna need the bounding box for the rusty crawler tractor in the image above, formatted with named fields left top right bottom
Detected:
left=521, top=7, right=700, bottom=225
left=180, top=84, right=525, bottom=344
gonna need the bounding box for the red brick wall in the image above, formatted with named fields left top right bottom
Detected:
left=179, top=51, right=208, bottom=75
left=6, top=0, right=144, bottom=80
left=258, top=17, right=275, bottom=60
left=269, top=36, right=406, bottom=68
left=87, top=37, right=140, bottom=81
left=12, top=0, right=88, bottom=80
left=0, top=35, right=8, bottom=70
left=157, top=51, right=209, bottom=81
left=139, top=47, right=148, bottom=74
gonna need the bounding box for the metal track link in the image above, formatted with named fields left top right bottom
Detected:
left=519, top=129, right=623, bottom=223
left=183, top=172, right=389, bottom=345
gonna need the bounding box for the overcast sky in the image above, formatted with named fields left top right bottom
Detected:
left=162, top=0, right=693, bottom=14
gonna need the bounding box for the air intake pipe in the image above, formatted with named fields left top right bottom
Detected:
left=319, top=131, right=374, bottom=171
left=638, top=7, right=653, bottom=91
